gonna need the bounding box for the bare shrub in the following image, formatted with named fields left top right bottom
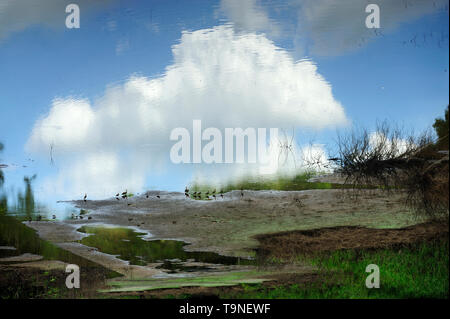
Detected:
left=332, top=121, right=448, bottom=220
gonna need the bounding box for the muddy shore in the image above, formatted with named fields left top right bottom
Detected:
left=28, top=189, right=419, bottom=260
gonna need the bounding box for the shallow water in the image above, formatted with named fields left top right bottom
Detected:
left=77, top=225, right=254, bottom=273
left=0, top=213, right=118, bottom=277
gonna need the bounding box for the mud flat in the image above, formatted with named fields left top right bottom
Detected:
left=29, top=189, right=419, bottom=260
left=18, top=188, right=442, bottom=295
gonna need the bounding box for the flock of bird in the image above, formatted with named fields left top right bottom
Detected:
left=185, top=187, right=220, bottom=200
left=78, top=187, right=245, bottom=208
left=184, top=187, right=244, bottom=200
left=115, top=190, right=129, bottom=200
left=70, top=213, right=92, bottom=220
left=27, top=186, right=245, bottom=223
left=26, top=212, right=92, bottom=222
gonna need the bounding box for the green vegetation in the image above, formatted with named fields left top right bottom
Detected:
left=0, top=214, right=113, bottom=269
left=191, top=171, right=336, bottom=194
left=219, top=239, right=449, bottom=299
left=433, top=105, right=449, bottom=150
left=0, top=213, right=120, bottom=299
left=16, top=175, right=36, bottom=220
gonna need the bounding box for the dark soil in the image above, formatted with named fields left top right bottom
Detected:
left=254, top=221, right=449, bottom=259
left=0, top=264, right=114, bottom=299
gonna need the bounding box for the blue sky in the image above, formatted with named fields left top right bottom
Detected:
left=0, top=0, right=448, bottom=209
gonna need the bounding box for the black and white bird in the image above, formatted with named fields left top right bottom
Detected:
left=83, top=193, right=87, bottom=202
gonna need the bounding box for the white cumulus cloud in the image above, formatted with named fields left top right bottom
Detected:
left=26, top=25, right=347, bottom=198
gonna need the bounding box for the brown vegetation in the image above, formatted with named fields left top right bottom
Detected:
left=254, top=221, right=449, bottom=260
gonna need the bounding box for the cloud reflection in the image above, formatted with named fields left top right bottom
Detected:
left=26, top=25, right=347, bottom=199
left=219, top=0, right=449, bottom=56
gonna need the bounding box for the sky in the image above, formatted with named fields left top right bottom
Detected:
left=0, top=0, right=448, bottom=210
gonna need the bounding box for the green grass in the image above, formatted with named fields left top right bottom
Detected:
left=191, top=171, right=337, bottom=194
left=219, top=239, right=449, bottom=299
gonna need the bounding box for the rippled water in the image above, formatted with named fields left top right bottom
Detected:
left=0, top=0, right=448, bottom=209
left=78, top=225, right=253, bottom=273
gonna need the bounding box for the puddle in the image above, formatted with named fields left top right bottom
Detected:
left=77, top=226, right=254, bottom=273
left=0, top=214, right=119, bottom=278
